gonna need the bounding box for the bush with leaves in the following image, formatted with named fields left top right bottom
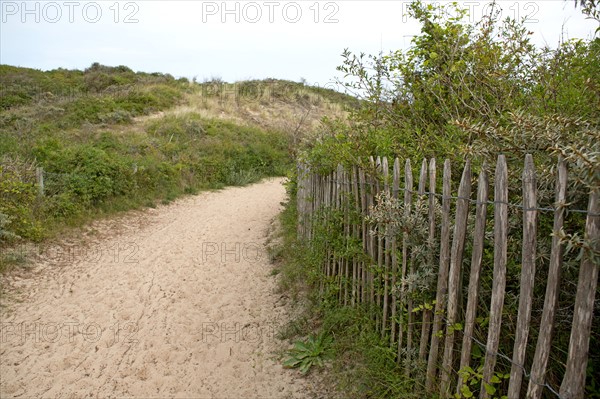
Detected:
left=296, top=0, right=599, bottom=396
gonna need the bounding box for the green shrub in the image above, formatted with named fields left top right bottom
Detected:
left=0, top=213, right=20, bottom=242
left=0, top=168, right=42, bottom=240
left=0, top=65, right=293, bottom=254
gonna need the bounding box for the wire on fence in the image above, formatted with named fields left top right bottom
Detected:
left=302, top=177, right=598, bottom=216
left=440, top=314, right=565, bottom=399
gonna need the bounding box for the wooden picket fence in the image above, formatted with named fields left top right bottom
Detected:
left=296, top=155, right=599, bottom=399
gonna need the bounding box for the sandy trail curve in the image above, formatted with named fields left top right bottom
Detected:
left=1, top=178, right=310, bottom=398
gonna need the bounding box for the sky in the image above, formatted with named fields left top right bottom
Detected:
left=1, top=0, right=598, bottom=89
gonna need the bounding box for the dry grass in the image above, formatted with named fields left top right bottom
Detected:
left=135, top=83, right=349, bottom=142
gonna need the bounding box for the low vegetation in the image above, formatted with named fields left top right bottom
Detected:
left=0, top=63, right=355, bottom=272
left=276, top=191, right=421, bottom=398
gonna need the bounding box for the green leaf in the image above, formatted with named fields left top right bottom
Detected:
left=283, top=358, right=301, bottom=368
left=461, top=384, right=474, bottom=398
left=293, top=352, right=310, bottom=360
left=294, top=341, right=309, bottom=352
left=299, top=361, right=311, bottom=374
left=483, top=382, right=496, bottom=395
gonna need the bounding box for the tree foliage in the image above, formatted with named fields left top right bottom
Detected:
left=304, top=1, right=599, bottom=177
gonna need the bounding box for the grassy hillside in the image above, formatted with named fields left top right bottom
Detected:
left=0, top=63, right=355, bottom=271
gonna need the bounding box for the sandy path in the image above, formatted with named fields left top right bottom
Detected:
left=0, top=178, right=309, bottom=398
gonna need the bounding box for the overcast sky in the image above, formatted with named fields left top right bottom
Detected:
left=1, top=0, right=598, bottom=88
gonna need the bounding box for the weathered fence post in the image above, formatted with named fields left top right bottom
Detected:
left=397, top=159, right=413, bottom=366
left=457, top=165, right=489, bottom=395
left=382, top=157, right=391, bottom=337
left=426, top=159, right=452, bottom=391
left=368, top=156, right=376, bottom=307
left=351, top=166, right=360, bottom=306
left=418, top=158, right=437, bottom=363
left=559, top=188, right=599, bottom=399
left=440, top=160, right=472, bottom=396
left=359, top=168, right=368, bottom=305
left=342, top=167, right=351, bottom=306
left=390, top=157, right=401, bottom=346
left=507, top=154, right=538, bottom=398
left=296, top=164, right=306, bottom=239
left=527, top=157, right=568, bottom=399
left=324, top=171, right=333, bottom=287
left=404, top=158, right=428, bottom=373
left=375, top=157, right=383, bottom=325
left=336, top=164, right=345, bottom=304
left=480, top=155, right=509, bottom=399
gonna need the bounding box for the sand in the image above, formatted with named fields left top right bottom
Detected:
left=0, top=178, right=312, bottom=398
